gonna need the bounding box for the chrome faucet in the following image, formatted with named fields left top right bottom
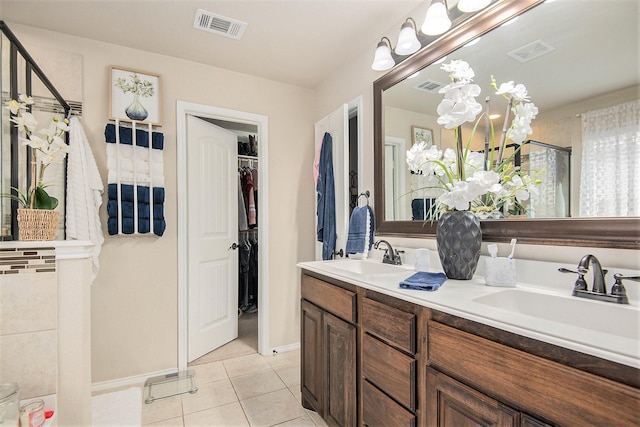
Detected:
left=577, top=254, right=607, bottom=294
left=374, top=240, right=402, bottom=265
left=558, top=254, right=634, bottom=304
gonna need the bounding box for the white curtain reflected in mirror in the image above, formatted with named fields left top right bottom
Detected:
left=579, top=99, right=640, bottom=217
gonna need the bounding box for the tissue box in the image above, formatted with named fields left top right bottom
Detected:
left=485, top=257, right=517, bottom=287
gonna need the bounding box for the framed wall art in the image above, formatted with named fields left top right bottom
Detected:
left=109, top=66, right=162, bottom=126
left=411, top=125, right=433, bottom=146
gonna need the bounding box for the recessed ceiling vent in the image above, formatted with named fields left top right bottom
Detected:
left=193, top=9, right=247, bottom=40
left=414, top=79, right=446, bottom=94
left=508, top=39, right=556, bottom=63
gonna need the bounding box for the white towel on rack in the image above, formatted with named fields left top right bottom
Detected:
left=106, top=144, right=164, bottom=187
left=66, top=117, right=104, bottom=282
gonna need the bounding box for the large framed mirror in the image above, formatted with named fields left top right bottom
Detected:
left=374, top=0, right=639, bottom=248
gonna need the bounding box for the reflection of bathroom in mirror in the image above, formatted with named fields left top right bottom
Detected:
left=381, top=0, right=639, bottom=222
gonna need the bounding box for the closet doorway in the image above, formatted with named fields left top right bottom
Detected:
left=177, top=101, right=269, bottom=371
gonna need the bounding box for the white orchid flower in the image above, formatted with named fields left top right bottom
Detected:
left=495, top=81, right=529, bottom=101
left=441, top=59, right=475, bottom=81
left=18, top=94, right=35, bottom=105
left=13, top=111, right=38, bottom=134
left=6, top=99, right=22, bottom=115
left=405, top=61, right=543, bottom=218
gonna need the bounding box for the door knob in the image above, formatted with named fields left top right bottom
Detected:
left=229, top=243, right=238, bottom=250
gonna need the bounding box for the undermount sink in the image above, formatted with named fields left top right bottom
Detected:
left=328, top=259, right=408, bottom=275
left=473, top=289, right=639, bottom=340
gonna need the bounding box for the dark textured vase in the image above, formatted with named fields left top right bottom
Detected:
left=125, top=95, right=148, bottom=121
left=436, top=211, right=482, bottom=280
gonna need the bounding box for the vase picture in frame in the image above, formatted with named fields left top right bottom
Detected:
left=411, top=125, right=434, bottom=146
left=109, top=66, right=162, bottom=126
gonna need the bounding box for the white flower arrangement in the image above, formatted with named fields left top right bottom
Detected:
left=4, top=94, right=70, bottom=209
left=407, top=59, right=542, bottom=218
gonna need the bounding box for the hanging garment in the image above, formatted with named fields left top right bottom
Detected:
left=238, top=236, right=251, bottom=309
left=242, top=170, right=257, bottom=227
left=238, top=175, right=248, bottom=231
left=316, top=132, right=336, bottom=260
left=251, top=167, right=258, bottom=227
left=247, top=236, right=259, bottom=313
left=66, top=117, right=104, bottom=282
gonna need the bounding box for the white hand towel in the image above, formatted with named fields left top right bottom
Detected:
left=66, top=117, right=104, bottom=282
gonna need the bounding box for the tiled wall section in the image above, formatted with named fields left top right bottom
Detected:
left=0, top=247, right=57, bottom=399
left=0, top=247, right=56, bottom=274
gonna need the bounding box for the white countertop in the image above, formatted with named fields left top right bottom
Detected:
left=298, top=255, right=640, bottom=369
left=0, top=240, right=94, bottom=259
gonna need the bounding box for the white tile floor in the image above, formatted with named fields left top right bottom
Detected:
left=141, top=350, right=328, bottom=426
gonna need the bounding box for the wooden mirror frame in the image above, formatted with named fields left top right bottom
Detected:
left=373, top=0, right=639, bottom=249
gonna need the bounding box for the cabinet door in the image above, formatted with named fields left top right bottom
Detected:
left=521, top=414, right=553, bottom=427
left=301, top=300, right=323, bottom=412
left=324, top=312, right=357, bottom=427
left=426, top=368, right=519, bottom=427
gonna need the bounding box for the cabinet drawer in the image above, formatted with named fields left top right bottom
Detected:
left=363, top=380, right=415, bottom=427
left=428, top=321, right=640, bottom=427
left=362, top=334, right=415, bottom=410
left=302, top=275, right=356, bottom=324
left=362, top=297, right=416, bottom=354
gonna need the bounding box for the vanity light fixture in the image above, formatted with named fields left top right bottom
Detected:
left=395, top=18, right=421, bottom=55
left=457, top=0, right=492, bottom=13
left=371, top=37, right=395, bottom=71
left=421, top=0, right=452, bottom=36
left=371, top=0, right=495, bottom=72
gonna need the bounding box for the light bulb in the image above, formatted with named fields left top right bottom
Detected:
left=457, top=0, right=492, bottom=13
left=395, top=18, right=422, bottom=55
left=371, top=39, right=395, bottom=71
left=421, top=1, right=452, bottom=36
left=395, top=21, right=421, bottom=55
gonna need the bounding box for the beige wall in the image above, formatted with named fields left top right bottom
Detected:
left=313, top=7, right=640, bottom=270
left=9, top=23, right=316, bottom=383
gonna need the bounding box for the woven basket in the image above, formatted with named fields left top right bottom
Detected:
left=17, top=208, right=60, bottom=241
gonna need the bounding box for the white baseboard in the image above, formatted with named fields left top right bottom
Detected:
left=92, top=368, right=177, bottom=393
left=93, top=343, right=301, bottom=391
left=266, top=342, right=300, bottom=356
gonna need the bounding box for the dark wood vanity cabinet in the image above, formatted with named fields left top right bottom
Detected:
left=426, top=367, right=520, bottom=427
left=301, top=274, right=357, bottom=427
left=427, top=318, right=640, bottom=427
left=360, top=291, right=424, bottom=427
left=300, top=271, right=640, bottom=427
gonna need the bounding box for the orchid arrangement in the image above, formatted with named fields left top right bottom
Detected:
left=4, top=94, right=70, bottom=209
left=406, top=59, right=542, bottom=218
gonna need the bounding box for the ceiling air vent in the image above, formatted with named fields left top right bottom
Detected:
left=414, top=79, right=446, bottom=94
left=193, top=9, right=247, bottom=40
left=508, top=39, right=556, bottom=63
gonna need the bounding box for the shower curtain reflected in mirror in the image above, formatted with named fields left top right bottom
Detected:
left=579, top=99, right=640, bottom=217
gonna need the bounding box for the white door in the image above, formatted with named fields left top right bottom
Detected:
left=187, top=114, right=239, bottom=362
left=384, top=137, right=407, bottom=221
left=314, top=104, right=349, bottom=260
